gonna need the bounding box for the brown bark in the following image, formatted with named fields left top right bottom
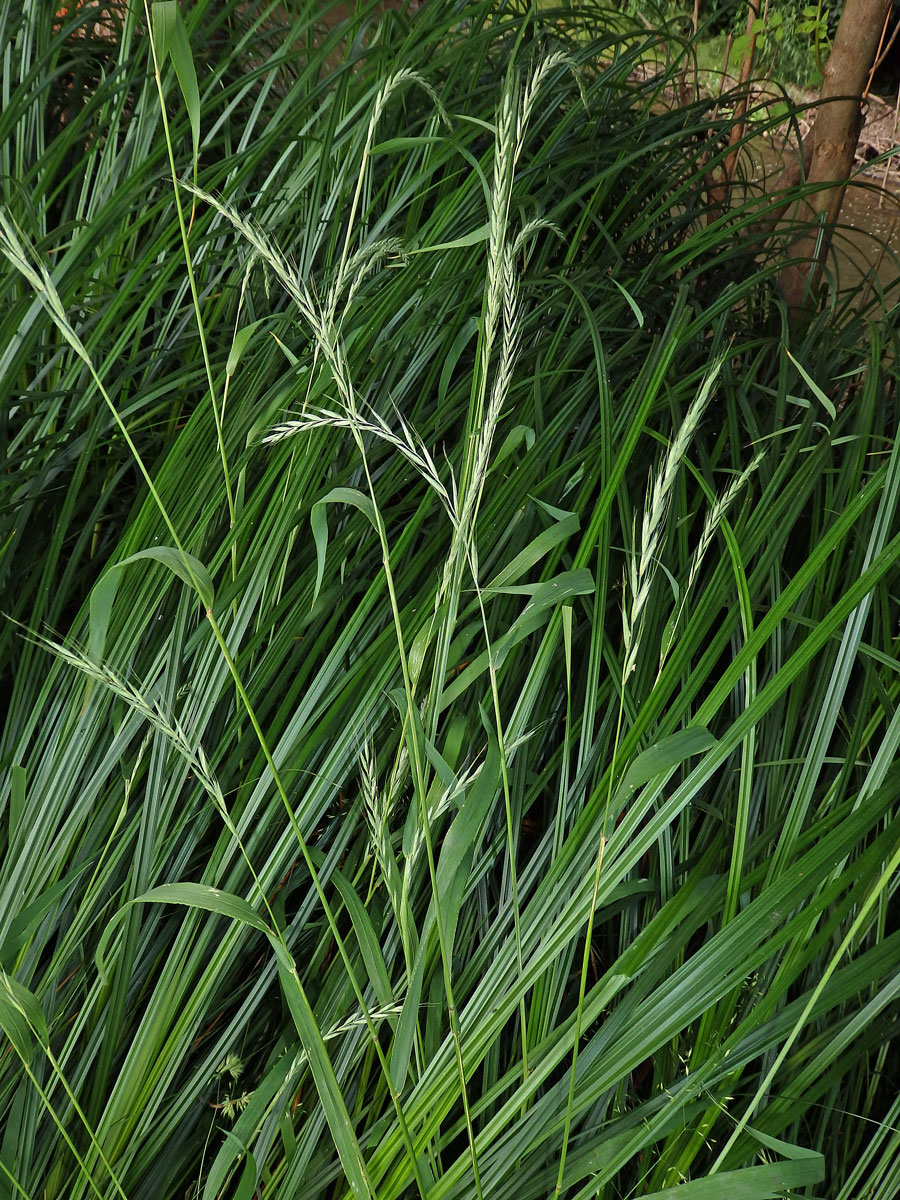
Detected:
left=779, top=0, right=893, bottom=316
left=703, top=4, right=761, bottom=222
left=723, top=0, right=762, bottom=184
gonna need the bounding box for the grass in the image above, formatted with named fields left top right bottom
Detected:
left=1, top=2, right=900, bottom=1198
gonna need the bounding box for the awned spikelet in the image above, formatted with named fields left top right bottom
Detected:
left=3, top=3, right=899, bottom=1198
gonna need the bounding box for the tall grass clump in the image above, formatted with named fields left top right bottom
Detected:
left=2, top=2, right=900, bottom=1198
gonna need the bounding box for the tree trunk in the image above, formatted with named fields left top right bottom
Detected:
left=779, top=0, right=892, bottom=316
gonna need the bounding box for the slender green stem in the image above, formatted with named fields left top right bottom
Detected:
left=143, top=0, right=234, bottom=533
left=555, top=691, right=626, bottom=1199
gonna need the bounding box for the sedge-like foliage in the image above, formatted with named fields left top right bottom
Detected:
left=1, top=3, right=900, bottom=1199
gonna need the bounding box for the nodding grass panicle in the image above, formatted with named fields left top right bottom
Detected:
left=3, top=5, right=897, bottom=1199
left=623, top=358, right=724, bottom=679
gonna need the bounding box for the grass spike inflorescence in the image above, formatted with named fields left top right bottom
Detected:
left=2, top=4, right=899, bottom=1199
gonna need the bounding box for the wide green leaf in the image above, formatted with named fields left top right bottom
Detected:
left=151, top=1, right=201, bottom=186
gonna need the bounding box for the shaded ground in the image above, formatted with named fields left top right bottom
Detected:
left=637, top=58, right=900, bottom=301
left=762, top=85, right=900, bottom=299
